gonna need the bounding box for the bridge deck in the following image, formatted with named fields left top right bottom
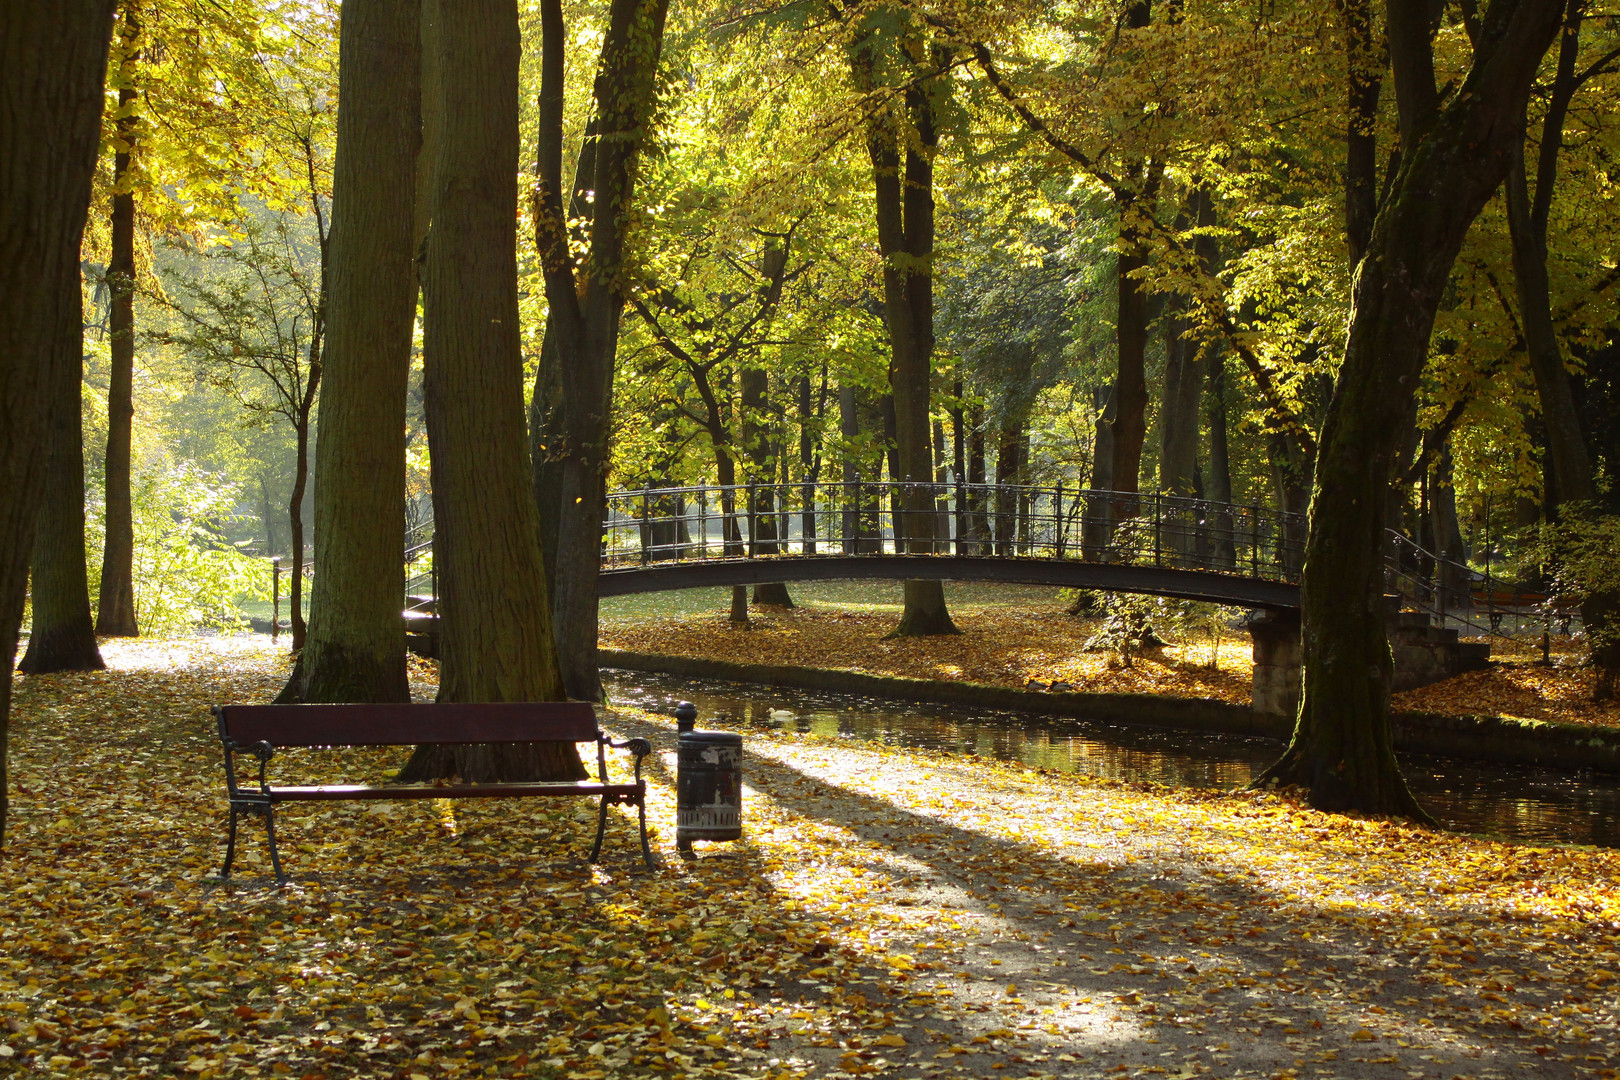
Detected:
left=596, top=554, right=1300, bottom=610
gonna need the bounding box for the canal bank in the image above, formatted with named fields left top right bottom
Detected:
left=600, top=647, right=1620, bottom=775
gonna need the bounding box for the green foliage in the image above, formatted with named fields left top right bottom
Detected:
left=1533, top=506, right=1620, bottom=651
left=87, top=461, right=268, bottom=635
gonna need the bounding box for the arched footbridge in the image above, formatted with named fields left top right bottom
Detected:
left=406, top=481, right=1495, bottom=621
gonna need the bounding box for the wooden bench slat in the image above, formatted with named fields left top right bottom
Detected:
left=255, top=782, right=642, bottom=802
left=220, top=702, right=600, bottom=747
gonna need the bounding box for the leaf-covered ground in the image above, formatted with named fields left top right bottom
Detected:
left=599, top=586, right=1254, bottom=706
left=4, top=638, right=1618, bottom=1079
left=1393, top=636, right=1620, bottom=730
left=600, top=585, right=1620, bottom=731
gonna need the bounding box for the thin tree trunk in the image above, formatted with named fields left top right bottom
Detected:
left=1205, top=350, right=1235, bottom=569
left=995, top=419, right=1022, bottom=557
left=854, top=34, right=956, bottom=637
left=0, top=0, right=119, bottom=848
left=798, top=372, right=819, bottom=554
left=1083, top=384, right=1116, bottom=559
left=965, top=400, right=987, bottom=553
left=287, top=402, right=311, bottom=650
left=97, top=1, right=140, bottom=638
left=1500, top=3, right=1616, bottom=695
left=402, top=0, right=578, bottom=783
left=1258, top=2, right=1562, bottom=815
left=742, top=364, right=792, bottom=606
left=20, top=261, right=105, bottom=674
left=278, top=0, right=420, bottom=704
left=532, top=0, right=669, bottom=700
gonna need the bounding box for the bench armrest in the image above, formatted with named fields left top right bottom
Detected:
left=222, top=738, right=276, bottom=796
left=606, top=736, right=653, bottom=784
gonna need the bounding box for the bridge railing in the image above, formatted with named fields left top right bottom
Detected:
left=600, top=481, right=1307, bottom=582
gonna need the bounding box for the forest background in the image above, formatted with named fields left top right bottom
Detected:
left=9, top=0, right=1620, bottom=809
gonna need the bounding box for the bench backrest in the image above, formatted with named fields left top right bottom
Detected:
left=216, top=702, right=600, bottom=748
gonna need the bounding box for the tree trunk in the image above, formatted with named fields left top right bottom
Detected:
left=402, top=0, right=578, bottom=784
left=279, top=0, right=420, bottom=704
left=1159, top=291, right=1201, bottom=498
left=0, top=0, right=118, bottom=847
left=96, top=1, right=140, bottom=638
left=1111, top=238, right=1150, bottom=514
left=995, top=419, right=1023, bottom=557
left=287, top=407, right=311, bottom=650
left=531, top=0, right=670, bottom=700
left=1258, top=3, right=1562, bottom=816
left=965, top=400, right=987, bottom=553
left=743, top=363, right=792, bottom=607
left=798, top=372, right=819, bottom=554
left=20, top=261, right=104, bottom=674
left=1269, top=433, right=1312, bottom=575
left=1205, top=350, right=1235, bottom=569
left=1498, top=5, right=1617, bottom=695
left=1083, top=383, right=1116, bottom=559
left=855, top=35, right=956, bottom=637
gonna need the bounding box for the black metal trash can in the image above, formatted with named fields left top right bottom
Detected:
left=675, top=710, right=742, bottom=852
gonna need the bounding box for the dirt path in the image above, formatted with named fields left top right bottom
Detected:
left=605, top=707, right=1620, bottom=1080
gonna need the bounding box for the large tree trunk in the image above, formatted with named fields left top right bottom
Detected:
left=532, top=0, right=669, bottom=700
left=856, top=38, right=956, bottom=637
left=0, top=0, right=119, bottom=847
left=96, top=0, right=140, bottom=638
left=20, top=261, right=105, bottom=675
left=1258, top=0, right=1562, bottom=815
left=1158, top=272, right=1202, bottom=564
left=402, top=0, right=578, bottom=783
left=279, top=0, right=420, bottom=704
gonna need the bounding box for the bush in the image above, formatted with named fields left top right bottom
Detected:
left=88, top=460, right=269, bottom=635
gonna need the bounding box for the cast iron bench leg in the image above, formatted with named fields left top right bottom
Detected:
left=221, top=805, right=241, bottom=879
left=636, top=796, right=654, bottom=870
left=588, top=792, right=611, bottom=863
left=264, top=805, right=287, bottom=885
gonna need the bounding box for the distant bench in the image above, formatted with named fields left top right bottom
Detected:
left=1469, top=589, right=1579, bottom=632
left=212, top=702, right=654, bottom=882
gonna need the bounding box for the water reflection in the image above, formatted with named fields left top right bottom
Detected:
left=604, top=669, right=1620, bottom=849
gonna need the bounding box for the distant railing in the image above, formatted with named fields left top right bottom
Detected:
left=599, top=481, right=1306, bottom=583
left=396, top=482, right=1577, bottom=640
left=1384, top=530, right=1579, bottom=639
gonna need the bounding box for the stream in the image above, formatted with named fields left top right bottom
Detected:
left=604, top=668, right=1620, bottom=849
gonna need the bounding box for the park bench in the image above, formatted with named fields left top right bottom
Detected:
left=1469, top=588, right=1579, bottom=633
left=212, top=702, right=654, bottom=882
